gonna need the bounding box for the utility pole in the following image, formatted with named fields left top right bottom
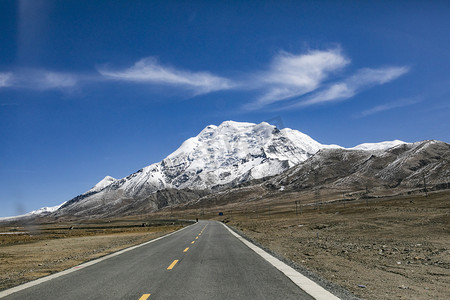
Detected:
left=314, top=170, right=320, bottom=209
left=295, top=200, right=300, bottom=222
left=365, top=183, right=369, bottom=206
left=342, top=192, right=345, bottom=208
left=423, top=174, right=428, bottom=197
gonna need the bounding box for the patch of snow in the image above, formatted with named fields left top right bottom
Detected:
left=85, top=176, right=117, bottom=194
left=350, top=140, right=406, bottom=151
left=0, top=201, right=67, bottom=221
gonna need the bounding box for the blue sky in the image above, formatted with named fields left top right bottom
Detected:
left=1, top=0, right=449, bottom=217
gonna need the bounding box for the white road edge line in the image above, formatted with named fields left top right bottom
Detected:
left=0, top=222, right=196, bottom=298
left=222, top=222, right=341, bottom=300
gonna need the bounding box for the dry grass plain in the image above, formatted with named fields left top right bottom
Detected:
left=0, top=219, right=187, bottom=291
left=198, top=190, right=449, bottom=300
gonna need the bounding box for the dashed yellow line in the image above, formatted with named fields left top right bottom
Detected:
left=183, top=247, right=189, bottom=252
left=191, top=241, right=195, bottom=244
left=167, top=259, right=179, bottom=270
left=139, top=294, right=151, bottom=300
left=195, top=236, right=198, bottom=239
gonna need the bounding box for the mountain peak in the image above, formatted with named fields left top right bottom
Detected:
left=86, top=176, right=117, bottom=194
left=62, top=121, right=329, bottom=214
left=217, top=120, right=257, bottom=128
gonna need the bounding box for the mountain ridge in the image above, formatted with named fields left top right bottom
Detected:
left=3, top=120, right=430, bottom=221
left=83, top=121, right=405, bottom=196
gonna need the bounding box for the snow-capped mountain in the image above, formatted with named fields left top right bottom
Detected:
left=56, top=120, right=408, bottom=217
left=264, top=140, right=450, bottom=193
left=2, top=120, right=412, bottom=220
left=0, top=202, right=67, bottom=222
left=349, top=140, right=405, bottom=151
left=119, top=121, right=333, bottom=192
left=58, top=121, right=339, bottom=214
left=86, top=176, right=117, bottom=194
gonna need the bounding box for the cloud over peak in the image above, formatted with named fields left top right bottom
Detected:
left=98, top=57, right=234, bottom=94
left=285, top=66, right=410, bottom=109
left=358, top=97, right=421, bottom=118
left=250, top=49, right=349, bottom=108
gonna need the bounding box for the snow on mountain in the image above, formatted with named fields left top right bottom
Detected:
left=0, top=202, right=67, bottom=221
left=75, top=121, right=409, bottom=203
left=29, top=202, right=67, bottom=215
left=114, top=121, right=327, bottom=193
left=84, top=176, right=117, bottom=194
left=350, top=140, right=406, bottom=151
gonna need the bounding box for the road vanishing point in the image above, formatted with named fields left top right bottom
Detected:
left=0, top=220, right=340, bottom=299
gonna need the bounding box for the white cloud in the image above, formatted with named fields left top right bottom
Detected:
left=98, top=57, right=233, bottom=94
left=358, top=97, right=421, bottom=117
left=0, top=70, right=78, bottom=90
left=279, top=66, right=410, bottom=110
left=0, top=50, right=411, bottom=108
left=347, top=66, right=410, bottom=87
left=246, top=49, right=349, bottom=109
left=37, top=71, right=77, bottom=89
left=300, top=83, right=355, bottom=106
left=0, top=72, right=13, bottom=87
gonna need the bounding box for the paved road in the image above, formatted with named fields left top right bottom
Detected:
left=1, top=220, right=317, bottom=299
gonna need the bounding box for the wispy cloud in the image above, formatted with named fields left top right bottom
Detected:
left=0, top=72, right=13, bottom=87
left=349, top=67, right=410, bottom=86
left=245, top=49, right=349, bottom=109
left=0, top=69, right=78, bottom=90
left=0, top=48, right=411, bottom=109
left=273, top=66, right=410, bottom=111
left=98, top=57, right=234, bottom=94
left=33, top=71, right=78, bottom=90
left=357, top=97, right=421, bottom=118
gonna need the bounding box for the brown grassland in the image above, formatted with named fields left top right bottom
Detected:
left=198, top=189, right=449, bottom=299
left=0, top=220, right=186, bottom=291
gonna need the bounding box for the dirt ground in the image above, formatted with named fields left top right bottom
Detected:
left=219, top=190, right=450, bottom=299
left=0, top=221, right=183, bottom=291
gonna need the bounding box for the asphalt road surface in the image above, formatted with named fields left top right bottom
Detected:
left=1, top=220, right=326, bottom=299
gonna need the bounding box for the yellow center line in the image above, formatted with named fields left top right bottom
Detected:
left=183, top=247, right=189, bottom=252
left=191, top=241, right=195, bottom=244
left=167, top=259, right=179, bottom=270
left=139, top=294, right=151, bottom=300
left=195, top=236, right=198, bottom=239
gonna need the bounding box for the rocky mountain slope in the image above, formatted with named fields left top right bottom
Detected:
left=264, top=140, right=450, bottom=194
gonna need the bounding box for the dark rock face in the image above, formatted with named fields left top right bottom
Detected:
left=265, top=141, right=450, bottom=193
